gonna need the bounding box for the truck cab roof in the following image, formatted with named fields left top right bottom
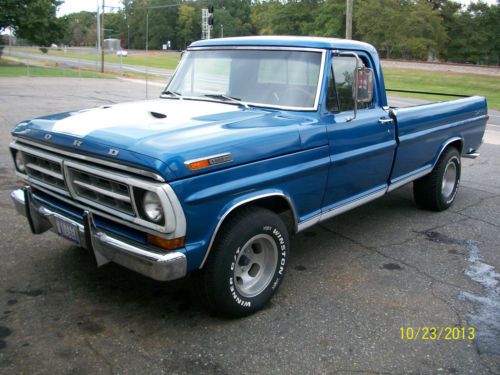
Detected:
left=189, top=35, right=378, bottom=54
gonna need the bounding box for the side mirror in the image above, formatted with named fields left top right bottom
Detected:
left=356, top=67, right=374, bottom=103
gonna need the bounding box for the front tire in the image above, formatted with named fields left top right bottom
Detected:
left=413, top=147, right=461, bottom=211
left=194, top=207, right=289, bottom=318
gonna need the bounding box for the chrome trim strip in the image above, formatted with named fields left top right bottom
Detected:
left=387, top=166, right=433, bottom=192
left=25, top=163, right=64, bottom=180
left=296, top=216, right=320, bottom=232
left=188, top=46, right=326, bottom=52
left=297, top=188, right=387, bottom=232
left=433, top=137, right=463, bottom=169
left=184, top=152, right=232, bottom=169
left=199, top=192, right=299, bottom=269
left=11, top=189, right=187, bottom=282
left=11, top=139, right=165, bottom=182
left=167, top=47, right=327, bottom=112
left=72, top=180, right=131, bottom=202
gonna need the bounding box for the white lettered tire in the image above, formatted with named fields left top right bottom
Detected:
left=194, top=207, right=289, bottom=317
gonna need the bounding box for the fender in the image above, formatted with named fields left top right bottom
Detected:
left=199, top=190, right=298, bottom=268
left=387, top=136, right=463, bottom=193
left=432, top=136, right=463, bottom=168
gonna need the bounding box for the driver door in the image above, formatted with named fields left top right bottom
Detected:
left=321, top=53, right=396, bottom=213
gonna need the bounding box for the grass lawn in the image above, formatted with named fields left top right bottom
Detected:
left=0, top=58, right=113, bottom=78
left=383, top=68, right=500, bottom=110
left=13, top=47, right=180, bottom=70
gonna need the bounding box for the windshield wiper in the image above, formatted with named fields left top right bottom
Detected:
left=161, top=90, right=182, bottom=99
left=204, top=94, right=249, bottom=109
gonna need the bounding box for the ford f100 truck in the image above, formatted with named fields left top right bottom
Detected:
left=9, top=36, right=487, bottom=317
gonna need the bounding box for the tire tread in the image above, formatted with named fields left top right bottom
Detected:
left=413, top=147, right=460, bottom=211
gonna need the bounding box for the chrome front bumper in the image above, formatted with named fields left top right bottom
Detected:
left=11, top=188, right=187, bottom=281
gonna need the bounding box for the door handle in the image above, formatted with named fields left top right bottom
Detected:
left=378, top=118, right=393, bottom=125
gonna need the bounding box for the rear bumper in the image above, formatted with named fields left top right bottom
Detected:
left=11, top=187, right=187, bottom=281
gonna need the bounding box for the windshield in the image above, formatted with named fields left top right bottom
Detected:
left=166, top=49, right=324, bottom=110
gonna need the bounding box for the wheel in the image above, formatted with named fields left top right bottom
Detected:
left=194, top=207, right=289, bottom=317
left=413, top=147, right=461, bottom=211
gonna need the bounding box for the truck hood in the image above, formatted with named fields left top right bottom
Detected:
left=12, top=98, right=312, bottom=180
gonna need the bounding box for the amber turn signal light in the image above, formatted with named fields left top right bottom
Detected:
left=187, top=159, right=211, bottom=170
left=147, top=234, right=184, bottom=251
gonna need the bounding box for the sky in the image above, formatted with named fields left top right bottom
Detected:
left=57, top=0, right=498, bottom=16
left=57, top=0, right=123, bottom=16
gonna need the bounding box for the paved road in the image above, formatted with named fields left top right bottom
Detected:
left=0, top=78, right=498, bottom=374
left=6, top=49, right=175, bottom=79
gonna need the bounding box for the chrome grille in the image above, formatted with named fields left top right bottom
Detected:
left=66, top=167, right=135, bottom=215
left=11, top=140, right=183, bottom=235
left=21, top=151, right=67, bottom=190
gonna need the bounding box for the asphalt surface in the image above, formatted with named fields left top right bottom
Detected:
left=0, top=77, right=499, bottom=374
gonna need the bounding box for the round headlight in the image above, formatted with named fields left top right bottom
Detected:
left=15, top=151, right=26, bottom=173
left=142, top=191, right=164, bottom=223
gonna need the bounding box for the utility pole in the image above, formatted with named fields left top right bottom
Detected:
left=146, top=9, right=149, bottom=99
left=346, top=0, right=353, bottom=39
left=96, top=2, right=100, bottom=70
left=8, top=28, right=12, bottom=56
left=220, top=24, right=223, bottom=38
left=101, top=0, right=105, bottom=73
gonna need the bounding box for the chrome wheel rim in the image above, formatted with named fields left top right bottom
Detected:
left=234, top=234, right=278, bottom=298
left=442, top=160, right=457, bottom=198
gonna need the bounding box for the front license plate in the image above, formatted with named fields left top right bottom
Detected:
left=55, top=217, right=81, bottom=246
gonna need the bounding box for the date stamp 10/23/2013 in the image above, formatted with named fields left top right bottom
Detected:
left=400, top=326, right=476, bottom=341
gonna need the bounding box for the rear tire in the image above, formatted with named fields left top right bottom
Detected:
left=413, top=147, right=461, bottom=211
left=193, top=207, right=289, bottom=318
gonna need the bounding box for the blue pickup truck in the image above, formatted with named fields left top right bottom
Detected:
left=9, top=36, right=487, bottom=317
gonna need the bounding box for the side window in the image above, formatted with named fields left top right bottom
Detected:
left=326, top=55, right=373, bottom=113
left=331, top=56, right=357, bottom=112
left=326, top=67, right=339, bottom=112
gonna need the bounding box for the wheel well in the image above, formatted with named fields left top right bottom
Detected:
left=199, top=195, right=297, bottom=269
left=446, top=139, right=463, bottom=154
left=224, top=195, right=296, bottom=233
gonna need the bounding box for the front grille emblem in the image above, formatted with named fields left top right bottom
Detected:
left=73, top=140, right=83, bottom=147
left=108, top=148, right=119, bottom=157
left=44, top=134, right=52, bottom=140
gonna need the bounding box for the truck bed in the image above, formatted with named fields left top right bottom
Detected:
left=389, top=95, right=488, bottom=186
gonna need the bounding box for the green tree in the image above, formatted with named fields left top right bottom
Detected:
left=251, top=0, right=319, bottom=35
left=60, top=11, right=98, bottom=46
left=445, top=3, right=499, bottom=64
left=355, top=0, right=446, bottom=60
left=206, top=0, right=254, bottom=37
left=303, top=0, right=345, bottom=37
left=0, top=0, right=63, bottom=46
left=355, top=0, right=405, bottom=58
left=176, top=4, right=199, bottom=49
